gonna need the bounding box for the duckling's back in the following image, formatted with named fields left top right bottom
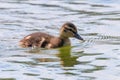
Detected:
left=19, top=32, right=64, bottom=48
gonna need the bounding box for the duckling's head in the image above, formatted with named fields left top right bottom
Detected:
left=60, top=22, right=84, bottom=41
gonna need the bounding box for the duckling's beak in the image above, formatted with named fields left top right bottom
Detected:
left=74, top=33, right=84, bottom=41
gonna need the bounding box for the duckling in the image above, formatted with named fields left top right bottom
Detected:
left=19, top=22, right=84, bottom=48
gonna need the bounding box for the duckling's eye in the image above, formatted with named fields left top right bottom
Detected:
left=64, top=28, right=72, bottom=32
left=64, top=27, right=76, bottom=34
left=67, top=28, right=76, bottom=34
left=68, top=28, right=72, bottom=31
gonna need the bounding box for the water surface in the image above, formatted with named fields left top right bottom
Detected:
left=0, top=0, right=120, bottom=80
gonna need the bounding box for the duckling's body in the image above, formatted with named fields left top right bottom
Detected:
left=19, top=22, right=84, bottom=48
left=20, top=32, right=70, bottom=48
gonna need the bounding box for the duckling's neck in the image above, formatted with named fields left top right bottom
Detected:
left=59, top=35, right=70, bottom=46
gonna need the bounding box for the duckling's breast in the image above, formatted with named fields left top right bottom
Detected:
left=47, top=38, right=70, bottom=48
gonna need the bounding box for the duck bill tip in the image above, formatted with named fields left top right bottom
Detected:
left=74, top=33, right=84, bottom=41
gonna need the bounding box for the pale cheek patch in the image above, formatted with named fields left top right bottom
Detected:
left=25, top=36, right=31, bottom=39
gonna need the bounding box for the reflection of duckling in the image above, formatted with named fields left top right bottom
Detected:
left=58, top=46, right=80, bottom=67
left=19, top=22, right=84, bottom=48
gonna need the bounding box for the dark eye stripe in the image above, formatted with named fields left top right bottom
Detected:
left=65, top=27, right=76, bottom=34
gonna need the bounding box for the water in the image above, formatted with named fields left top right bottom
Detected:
left=0, top=0, right=120, bottom=80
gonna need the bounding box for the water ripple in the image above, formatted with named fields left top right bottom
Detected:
left=0, top=0, right=120, bottom=80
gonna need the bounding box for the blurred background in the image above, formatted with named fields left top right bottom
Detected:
left=0, top=0, right=120, bottom=80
